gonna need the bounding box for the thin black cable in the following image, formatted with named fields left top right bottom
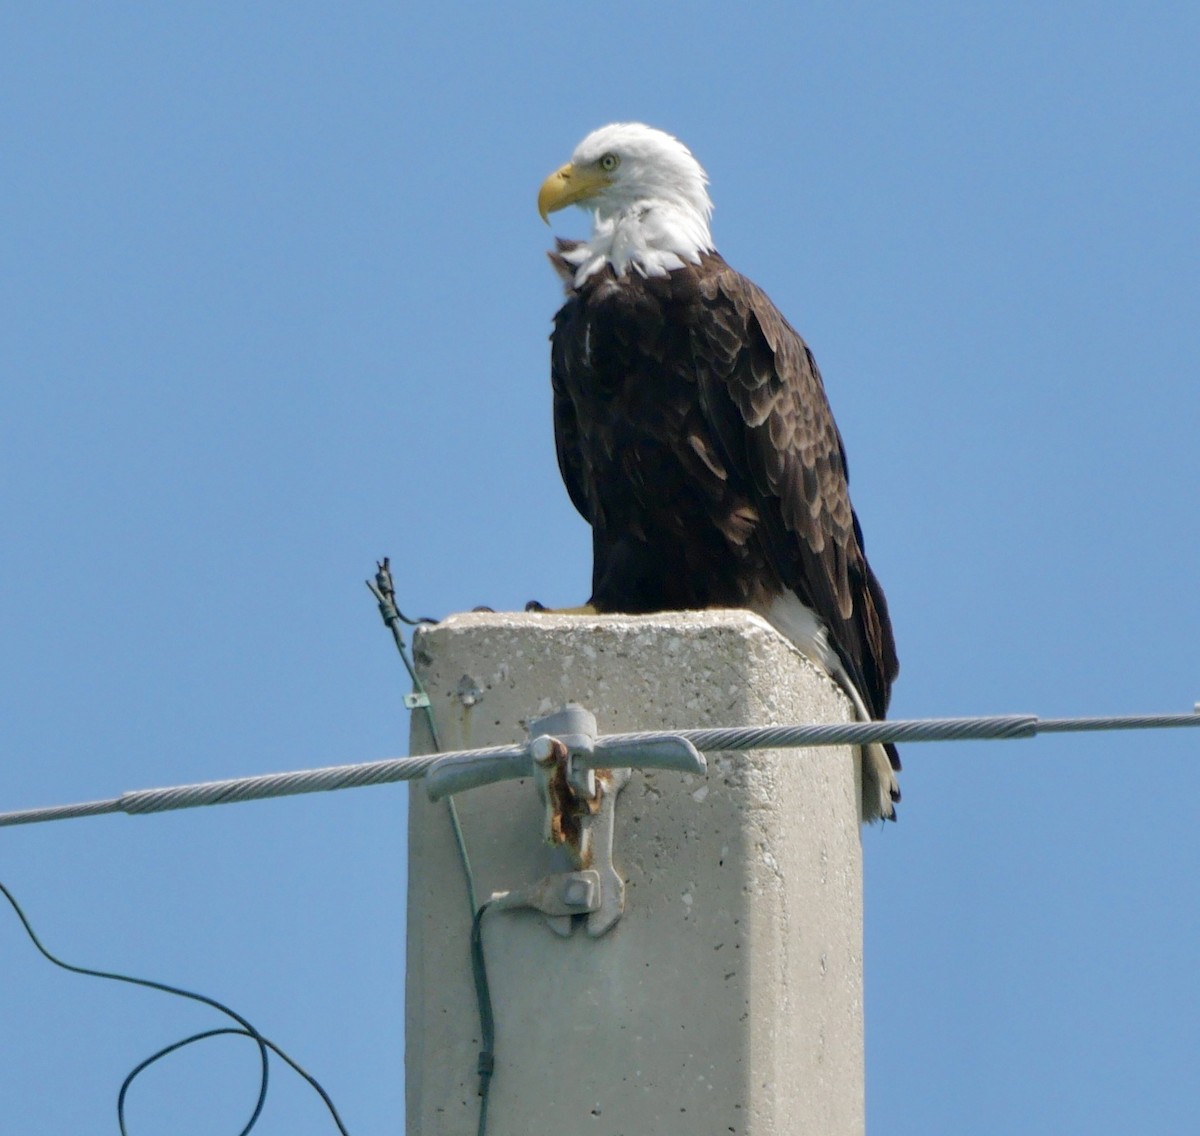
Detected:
left=0, top=880, right=349, bottom=1135
left=366, top=557, right=438, bottom=628
left=117, top=1028, right=268, bottom=1133
left=368, top=563, right=493, bottom=1134
left=117, top=1027, right=349, bottom=1134
left=368, top=558, right=481, bottom=915
left=471, top=902, right=496, bottom=1136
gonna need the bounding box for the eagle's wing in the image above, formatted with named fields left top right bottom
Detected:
left=548, top=241, right=597, bottom=524
left=690, top=260, right=899, bottom=725
left=551, top=362, right=592, bottom=523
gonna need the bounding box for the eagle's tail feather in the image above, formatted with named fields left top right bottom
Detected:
left=757, top=594, right=899, bottom=822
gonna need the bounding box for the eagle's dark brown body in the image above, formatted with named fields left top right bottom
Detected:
left=550, top=245, right=899, bottom=780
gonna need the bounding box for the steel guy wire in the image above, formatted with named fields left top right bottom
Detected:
left=1, top=709, right=1197, bottom=830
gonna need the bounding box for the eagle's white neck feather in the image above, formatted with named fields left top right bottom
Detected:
left=561, top=124, right=716, bottom=285
left=564, top=203, right=714, bottom=285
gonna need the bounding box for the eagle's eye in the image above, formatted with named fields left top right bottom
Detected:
left=599, top=153, right=620, bottom=172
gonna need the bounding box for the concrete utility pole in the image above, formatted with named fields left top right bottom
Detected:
left=406, top=610, right=865, bottom=1135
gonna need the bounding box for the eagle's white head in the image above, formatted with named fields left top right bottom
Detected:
left=538, top=123, right=715, bottom=285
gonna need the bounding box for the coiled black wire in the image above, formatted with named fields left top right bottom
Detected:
left=0, top=880, right=349, bottom=1134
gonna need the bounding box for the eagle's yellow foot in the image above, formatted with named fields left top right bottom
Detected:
left=525, top=601, right=599, bottom=615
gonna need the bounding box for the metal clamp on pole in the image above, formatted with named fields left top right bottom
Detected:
left=424, top=704, right=705, bottom=800
left=423, top=704, right=706, bottom=936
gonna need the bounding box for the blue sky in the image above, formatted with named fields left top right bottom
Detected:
left=2, top=3, right=1198, bottom=1132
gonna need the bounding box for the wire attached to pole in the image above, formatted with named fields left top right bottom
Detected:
left=368, top=560, right=493, bottom=1130
left=471, top=901, right=496, bottom=1136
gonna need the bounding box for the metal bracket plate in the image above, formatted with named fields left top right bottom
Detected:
left=424, top=703, right=701, bottom=936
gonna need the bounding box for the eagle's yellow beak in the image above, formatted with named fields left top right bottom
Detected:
left=537, top=162, right=613, bottom=223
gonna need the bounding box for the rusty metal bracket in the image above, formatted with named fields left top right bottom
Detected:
left=423, top=704, right=703, bottom=936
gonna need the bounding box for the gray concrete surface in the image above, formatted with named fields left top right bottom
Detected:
left=406, top=610, right=864, bottom=1135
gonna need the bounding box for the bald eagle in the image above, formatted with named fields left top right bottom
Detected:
left=538, top=124, right=900, bottom=821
